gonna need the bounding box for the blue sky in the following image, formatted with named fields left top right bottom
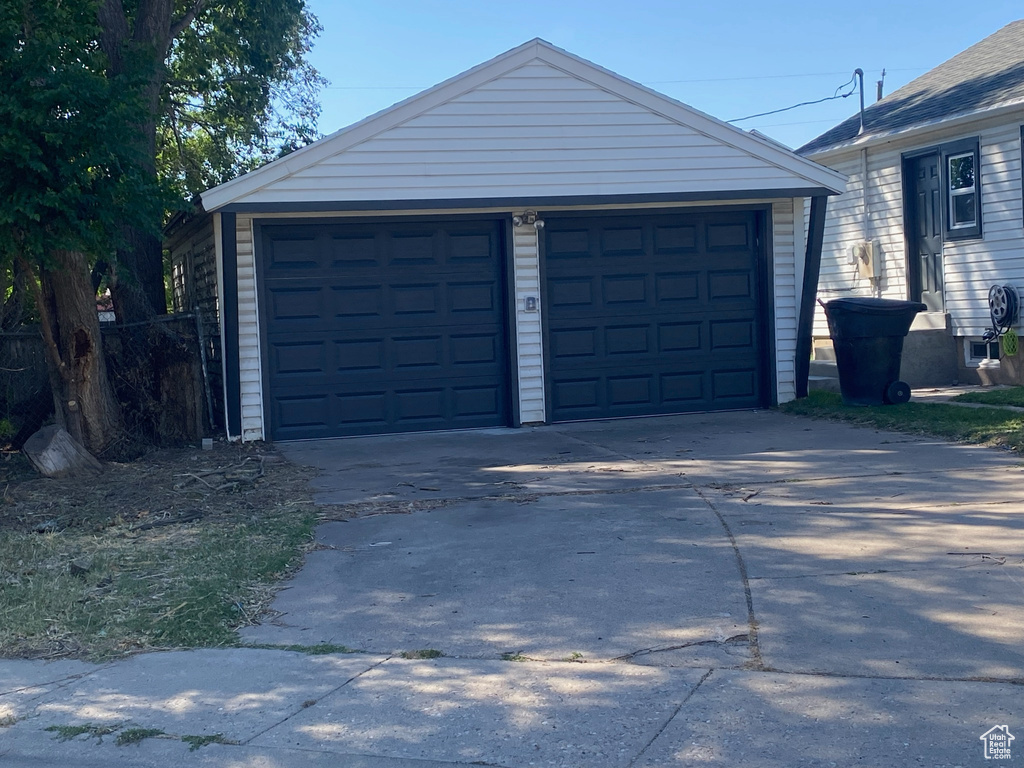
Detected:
left=303, top=1, right=1023, bottom=149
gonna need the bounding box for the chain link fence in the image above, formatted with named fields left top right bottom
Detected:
left=0, top=312, right=222, bottom=452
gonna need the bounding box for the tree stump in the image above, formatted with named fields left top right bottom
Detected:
left=23, top=425, right=103, bottom=478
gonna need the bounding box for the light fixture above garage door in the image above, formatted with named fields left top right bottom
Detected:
left=512, top=210, right=545, bottom=230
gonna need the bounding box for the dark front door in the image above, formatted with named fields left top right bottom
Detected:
left=906, top=153, right=944, bottom=311
left=543, top=211, right=767, bottom=422
left=261, top=219, right=510, bottom=440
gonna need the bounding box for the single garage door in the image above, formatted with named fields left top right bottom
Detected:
left=544, top=211, right=766, bottom=422
left=261, top=219, right=510, bottom=440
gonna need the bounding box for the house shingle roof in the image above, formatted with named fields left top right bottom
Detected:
left=798, top=20, right=1024, bottom=156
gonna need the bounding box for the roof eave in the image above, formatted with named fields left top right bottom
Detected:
left=805, top=98, right=1024, bottom=161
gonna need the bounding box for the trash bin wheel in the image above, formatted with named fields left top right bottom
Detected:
left=884, top=380, right=911, bottom=405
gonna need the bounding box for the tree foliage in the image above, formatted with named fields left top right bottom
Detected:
left=0, top=0, right=165, bottom=270
left=158, top=0, right=325, bottom=200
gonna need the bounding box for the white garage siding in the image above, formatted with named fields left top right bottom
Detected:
left=810, top=113, right=1024, bottom=340
left=202, top=41, right=843, bottom=214
left=772, top=198, right=799, bottom=404
left=512, top=224, right=545, bottom=423
left=233, top=61, right=830, bottom=206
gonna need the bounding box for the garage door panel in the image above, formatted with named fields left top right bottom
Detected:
left=602, top=274, right=648, bottom=305
left=275, top=394, right=332, bottom=436
left=269, top=286, right=324, bottom=323
left=710, top=319, right=755, bottom=350
left=552, top=378, right=601, bottom=412
left=388, top=233, right=437, bottom=266
left=605, top=325, right=650, bottom=356
left=450, top=333, right=501, bottom=366
left=330, top=236, right=378, bottom=268
left=712, top=368, right=758, bottom=399
left=449, top=281, right=498, bottom=313
left=545, top=211, right=765, bottom=421
left=447, top=232, right=494, bottom=264
left=661, top=372, right=704, bottom=403
left=337, top=392, right=388, bottom=428
left=658, top=322, right=702, bottom=353
left=655, top=272, right=700, bottom=302
left=265, top=236, right=320, bottom=271
left=391, top=283, right=441, bottom=316
left=608, top=375, right=653, bottom=406
left=334, top=339, right=384, bottom=373
left=707, top=221, right=751, bottom=250
left=601, top=227, right=644, bottom=255
left=332, top=286, right=384, bottom=321
left=272, top=341, right=327, bottom=377
left=262, top=218, right=509, bottom=439
left=654, top=224, right=698, bottom=253
left=548, top=277, right=595, bottom=309
left=550, top=326, right=599, bottom=361
left=546, top=229, right=591, bottom=258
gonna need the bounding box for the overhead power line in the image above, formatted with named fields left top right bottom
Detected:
left=728, top=74, right=859, bottom=123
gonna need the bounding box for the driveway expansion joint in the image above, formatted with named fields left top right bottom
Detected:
left=239, top=656, right=390, bottom=746
left=627, top=668, right=715, bottom=768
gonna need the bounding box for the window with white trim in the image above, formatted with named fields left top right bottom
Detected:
left=941, top=138, right=981, bottom=240
left=947, top=152, right=977, bottom=229
left=965, top=338, right=1000, bottom=368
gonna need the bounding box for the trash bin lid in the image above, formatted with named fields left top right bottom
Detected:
left=825, top=297, right=928, bottom=315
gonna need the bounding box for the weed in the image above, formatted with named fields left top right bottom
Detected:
left=115, top=728, right=164, bottom=746
left=500, top=652, right=528, bottom=662
left=45, top=723, right=120, bottom=742
left=400, top=649, right=444, bottom=659
left=182, top=733, right=230, bottom=751
left=0, top=714, right=18, bottom=728
left=563, top=651, right=585, bottom=662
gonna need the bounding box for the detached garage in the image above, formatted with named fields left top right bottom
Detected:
left=170, top=39, right=845, bottom=442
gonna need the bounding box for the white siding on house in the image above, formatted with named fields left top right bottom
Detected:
left=810, top=113, right=1024, bottom=339
left=235, top=215, right=264, bottom=442
left=236, top=61, right=838, bottom=206
left=772, top=199, right=799, bottom=402
left=944, top=122, right=1024, bottom=335
left=512, top=225, right=545, bottom=423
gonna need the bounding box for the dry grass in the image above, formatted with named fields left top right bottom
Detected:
left=0, top=442, right=332, bottom=660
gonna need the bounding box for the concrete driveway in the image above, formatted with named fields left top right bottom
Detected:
left=3, top=410, right=1023, bottom=767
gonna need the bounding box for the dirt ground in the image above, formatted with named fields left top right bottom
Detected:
left=0, top=440, right=330, bottom=534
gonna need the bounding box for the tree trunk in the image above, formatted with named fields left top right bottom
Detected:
left=99, top=0, right=173, bottom=323
left=38, top=250, right=123, bottom=454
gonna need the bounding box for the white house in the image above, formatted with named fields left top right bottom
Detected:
left=169, top=39, right=844, bottom=441
left=799, top=20, right=1024, bottom=387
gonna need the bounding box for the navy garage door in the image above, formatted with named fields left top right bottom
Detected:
left=544, top=211, right=767, bottom=422
left=261, top=219, right=509, bottom=440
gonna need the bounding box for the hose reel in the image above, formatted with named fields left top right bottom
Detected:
left=983, top=284, right=1020, bottom=355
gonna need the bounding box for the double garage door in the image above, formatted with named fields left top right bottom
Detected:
left=261, top=212, right=766, bottom=440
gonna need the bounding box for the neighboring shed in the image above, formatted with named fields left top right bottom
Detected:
left=799, top=20, right=1024, bottom=387
left=174, top=38, right=845, bottom=441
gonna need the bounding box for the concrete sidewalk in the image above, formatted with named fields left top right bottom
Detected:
left=2, top=410, right=1023, bottom=767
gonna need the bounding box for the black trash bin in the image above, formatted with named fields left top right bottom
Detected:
left=824, top=297, right=927, bottom=406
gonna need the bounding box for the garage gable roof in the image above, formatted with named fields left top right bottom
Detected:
left=201, top=39, right=846, bottom=211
